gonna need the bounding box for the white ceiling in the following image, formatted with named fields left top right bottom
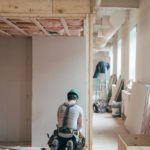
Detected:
left=93, top=1, right=130, bottom=50
left=93, top=0, right=139, bottom=50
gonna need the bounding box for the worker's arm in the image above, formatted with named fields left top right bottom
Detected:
left=77, top=108, right=83, bottom=131
left=57, top=106, right=60, bottom=124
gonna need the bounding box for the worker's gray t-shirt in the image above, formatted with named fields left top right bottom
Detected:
left=57, top=102, right=83, bottom=130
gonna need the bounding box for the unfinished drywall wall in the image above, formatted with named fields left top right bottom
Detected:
left=32, top=36, right=87, bottom=146
left=0, top=37, right=32, bottom=142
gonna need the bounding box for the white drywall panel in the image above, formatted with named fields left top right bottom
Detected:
left=0, top=37, right=32, bottom=142
left=32, top=36, right=87, bottom=147
left=125, top=82, right=150, bottom=134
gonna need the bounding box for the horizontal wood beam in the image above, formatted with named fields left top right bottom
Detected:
left=53, top=0, right=91, bottom=14
left=0, top=29, right=12, bottom=37
left=0, top=17, right=27, bottom=35
left=0, top=13, right=86, bottom=18
left=0, top=0, right=52, bottom=14
left=101, top=0, right=139, bottom=8
left=0, top=0, right=92, bottom=17
left=60, top=18, right=71, bottom=36
left=31, top=18, right=50, bottom=36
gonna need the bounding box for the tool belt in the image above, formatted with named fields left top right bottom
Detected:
left=59, top=127, right=72, bottom=133
left=58, top=127, right=78, bottom=135
left=47, top=128, right=85, bottom=148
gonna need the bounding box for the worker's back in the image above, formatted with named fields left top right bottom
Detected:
left=57, top=103, right=83, bottom=130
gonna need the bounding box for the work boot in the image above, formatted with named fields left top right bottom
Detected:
left=51, top=139, right=59, bottom=150
left=66, top=140, right=73, bottom=150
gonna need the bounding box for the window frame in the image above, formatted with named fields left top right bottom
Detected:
left=117, top=39, right=122, bottom=79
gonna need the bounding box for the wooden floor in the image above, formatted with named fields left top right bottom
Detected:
left=92, top=113, right=128, bottom=150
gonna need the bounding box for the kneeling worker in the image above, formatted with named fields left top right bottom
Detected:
left=50, top=89, right=84, bottom=150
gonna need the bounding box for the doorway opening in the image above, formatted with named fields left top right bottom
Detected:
left=92, top=47, right=128, bottom=150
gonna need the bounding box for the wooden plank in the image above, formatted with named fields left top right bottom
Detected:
left=88, top=14, right=94, bottom=150
left=0, top=0, right=92, bottom=16
left=0, top=12, right=86, bottom=18
left=118, top=134, right=150, bottom=150
left=118, top=135, right=127, bottom=150
left=0, top=17, right=27, bottom=35
left=0, top=0, right=52, bottom=14
left=101, top=0, right=139, bottom=8
left=60, top=18, right=71, bottom=36
left=85, top=14, right=93, bottom=150
left=119, top=134, right=150, bottom=147
left=53, top=0, right=91, bottom=14
left=84, top=15, right=89, bottom=150
left=31, top=18, right=50, bottom=36
left=7, top=16, right=85, bottom=20
left=0, top=29, right=12, bottom=36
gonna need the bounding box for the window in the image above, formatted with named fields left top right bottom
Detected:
left=129, top=27, right=137, bottom=81
left=117, top=39, right=122, bottom=78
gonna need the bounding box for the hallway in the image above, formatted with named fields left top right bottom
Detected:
left=93, top=113, right=128, bottom=150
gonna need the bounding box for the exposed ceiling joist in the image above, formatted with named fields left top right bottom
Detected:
left=0, top=17, right=84, bottom=37
left=0, top=17, right=27, bottom=35
left=31, top=18, right=50, bottom=36
left=101, top=0, right=139, bottom=8
left=60, top=18, right=71, bottom=36
left=0, top=29, right=12, bottom=37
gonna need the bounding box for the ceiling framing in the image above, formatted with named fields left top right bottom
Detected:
left=0, top=0, right=93, bottom=37
left=0, top=17, right=84, bottom=37
left=0, top=0, right=139, bottom=39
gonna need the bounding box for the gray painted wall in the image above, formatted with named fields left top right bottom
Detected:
left=0, top=37, right=32, bottom=142
left=32, top=36, right=87, bottom=147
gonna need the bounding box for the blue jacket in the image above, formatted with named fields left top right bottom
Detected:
left=93, top=61, right=110, bottom=78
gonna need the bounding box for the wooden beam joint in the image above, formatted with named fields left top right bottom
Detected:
left=31, top=18, right=50, bottom=36
left=60, top=18, right=71, bottom=36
